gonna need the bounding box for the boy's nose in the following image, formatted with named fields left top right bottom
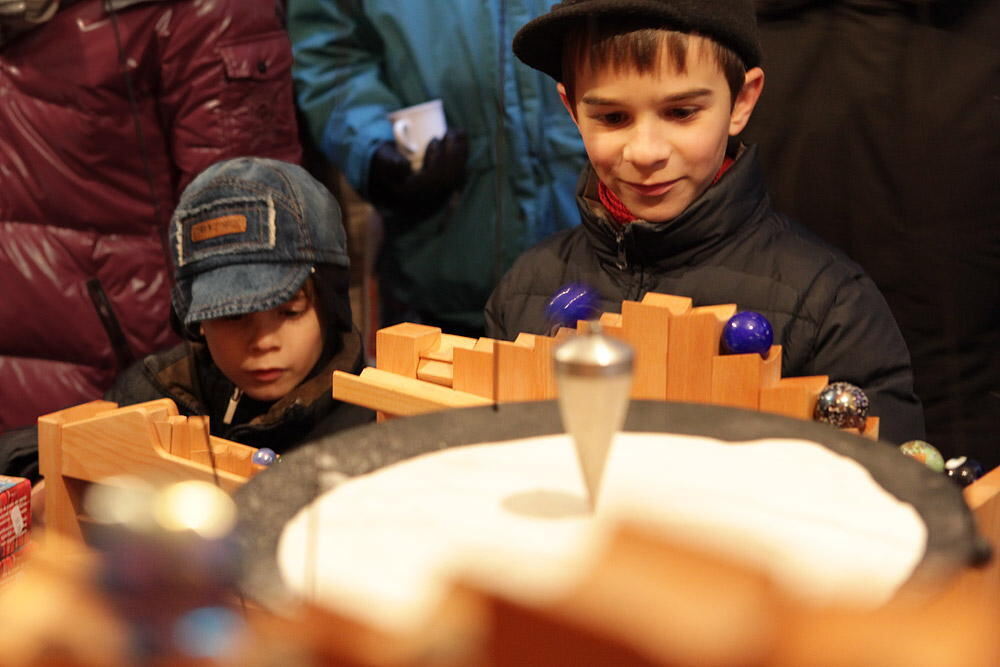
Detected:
left=623, top=121, right=671, bottom=170
left=247, top=314, right=282, bottom=352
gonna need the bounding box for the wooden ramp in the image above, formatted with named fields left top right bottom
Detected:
left=333, top=292, right=879, bottom=438
left=38, top=399, right=266, bottom=544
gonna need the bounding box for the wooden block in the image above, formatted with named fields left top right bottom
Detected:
left=842, top=416, right=880, bottom=441
left=187, top=415, right=209, bottom=456
left=620, top=299, right=671, bottom=401
left=208, top=437, right=256, bottom=477
left=641, top=291, right=693, bottom=315
left=416, top=358, right=455, bottom=387
left=57, top=406, right=247, bottom=493
left=37, top=404, right=112, bottom=543
left=453, top=338, right=496, bottom=400
left=760, top=375, right=829, bottom=421
left=666, top=304, right=737, bottom=402
left=710, top=345, right=782, bottom=410
left=375, top=322, right=441, bottom=378
left=496, top=334, right=556, bottom=402
left=153, top=419, right=173, bottom=453
left=553, top=327, right=577, bottom=342
left=597, top=311, right=623, bottom=338
left=167, top=415, right=190, bottom=458
left=332, top=368, right=492, bottom=417
left=941, top=466, right=1000, bottom=610
left=420, top=333, right=477, bottom=363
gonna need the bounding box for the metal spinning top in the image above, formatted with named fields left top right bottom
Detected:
left=553, top=323, right=634, bottom=510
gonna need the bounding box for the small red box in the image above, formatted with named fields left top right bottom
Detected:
left=1, top=475, right=31, bottom=560
left=0, top=543, right=31, bottom=587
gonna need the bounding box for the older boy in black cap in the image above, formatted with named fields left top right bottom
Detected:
left=485, top=0, right=924, bottom=444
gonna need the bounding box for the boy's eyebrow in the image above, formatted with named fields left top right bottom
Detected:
left=580, top=88, right=715, bottom=106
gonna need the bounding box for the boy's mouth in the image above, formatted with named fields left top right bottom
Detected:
left=249, top=368, right=284, bottom=383
left=623, top=179, right=679, bottom=198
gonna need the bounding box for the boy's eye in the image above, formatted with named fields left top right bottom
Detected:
left=223, top=314, right=246, bottom=322
left=281, top=308, right=305, bottom=318
left=593, top=111, right=628, bottom=126
left=666, top=107, right=699, bottom=121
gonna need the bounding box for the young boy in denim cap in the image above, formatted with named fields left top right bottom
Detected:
left=485, top=0, right=924, bottom=444
left=0, top=157, right=373, bottom=483
left=105, top=156, right=374, bottom=451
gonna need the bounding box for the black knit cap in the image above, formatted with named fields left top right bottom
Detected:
left=513, top=0, right=762, bottom=82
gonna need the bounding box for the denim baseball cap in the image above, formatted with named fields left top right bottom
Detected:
left=170, top=157, right=349, bottom=326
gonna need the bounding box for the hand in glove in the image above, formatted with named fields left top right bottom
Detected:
left=367, top=128, right=469, bottom=219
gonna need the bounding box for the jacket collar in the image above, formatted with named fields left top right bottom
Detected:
left=578, top=144, right=769, bottom=272
left=146, top=326, right=366, bottom=432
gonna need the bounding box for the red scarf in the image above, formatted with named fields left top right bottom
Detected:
left=598, top=156, right=735, bottom=224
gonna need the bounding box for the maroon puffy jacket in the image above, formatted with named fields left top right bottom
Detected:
left=0, top=0, right=302, bottom=431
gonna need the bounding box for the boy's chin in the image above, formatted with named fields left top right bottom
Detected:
left=624, top=200, right=688, bottom=224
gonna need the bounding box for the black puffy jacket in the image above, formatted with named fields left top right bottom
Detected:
left=485, top=146, right=924, bottom=444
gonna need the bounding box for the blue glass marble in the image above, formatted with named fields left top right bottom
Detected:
left=546, top=283, right=599, bottom=329
left=945, top=456, right=984, bottom=488
left=814, top=382, right=869, bottom=430
left=252, top=447, right=278, bottom=466
left=721, top=311, right=773, bottom=357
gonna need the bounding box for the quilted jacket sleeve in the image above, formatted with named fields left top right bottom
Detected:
left=157, top=0, right=302, bottom=195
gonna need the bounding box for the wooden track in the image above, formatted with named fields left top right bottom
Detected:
left=334, top=292, right=879, bottom=438
left=37, top=399, right=265, bottom=543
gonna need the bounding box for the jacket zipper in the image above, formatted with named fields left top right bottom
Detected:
left=222, top=387, right=243, bottom=425
left=614, top=226, right=628, bottom=271
left=614, top=225, right=646, bottom=300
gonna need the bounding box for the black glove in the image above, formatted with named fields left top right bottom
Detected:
left=367, top=128, right=469, bottom=220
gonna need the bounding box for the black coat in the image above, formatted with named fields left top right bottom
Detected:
left=746, top=0, right=1000, bottom=469
left=486, top=146, right=924, bottom=445
left=103, top=331, right=374, bottom=454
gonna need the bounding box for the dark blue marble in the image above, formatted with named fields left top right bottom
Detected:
left=721, top=311, right=773, bottom=357
left=546, top=282, right=599, bottom=329
left=945, top=456, right=985, bottom=488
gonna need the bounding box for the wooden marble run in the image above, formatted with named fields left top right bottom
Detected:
left=333, top=291, right=879, bottom=438
left=37, top=398, right=265, bottom=543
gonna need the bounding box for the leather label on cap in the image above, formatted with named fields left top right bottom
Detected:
left=191, top=215, right=248, bottom=242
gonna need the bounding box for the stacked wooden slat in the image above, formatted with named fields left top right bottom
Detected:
left=333, top=292, right=879, bottom=438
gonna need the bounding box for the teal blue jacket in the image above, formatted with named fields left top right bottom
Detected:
left=288, top=0, right=587, bottom=331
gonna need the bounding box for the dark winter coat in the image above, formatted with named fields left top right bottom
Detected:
left=485, top=146, right=925, bottom=444
left=0, top=0, right=302, bottom=432
left=747, top=0, right=999, bottom=469
left=105, top=331, right=374, bottom=453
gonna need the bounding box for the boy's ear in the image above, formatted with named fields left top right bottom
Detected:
left=728, top=67, right=765, bottom=136
left=557, top=83, right=579, bottom=124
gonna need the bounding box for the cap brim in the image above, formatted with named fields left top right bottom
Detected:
left=180, top=262, right=312, bottom=325
left=514, top=1, right=685, bottom=81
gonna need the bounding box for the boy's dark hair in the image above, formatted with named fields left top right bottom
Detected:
left=514, top=0, right=760, bottom=87
left=560, top=21, right=748, bottom=107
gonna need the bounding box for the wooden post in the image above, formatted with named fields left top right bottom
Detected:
left=760, top=375, right=829, bottom=421
left=666, top=304, right=737, bottom=402
left=375, top=322, right=441, bottom=378
left=619, top=299, right=672, bottom=400
left=711, top=345, right=783, bottom=410
left=38, top=401, right=116, bottom=543
left=453, top=338, right=496, bottom=400
left=495, top=333, right=556, bottom=403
